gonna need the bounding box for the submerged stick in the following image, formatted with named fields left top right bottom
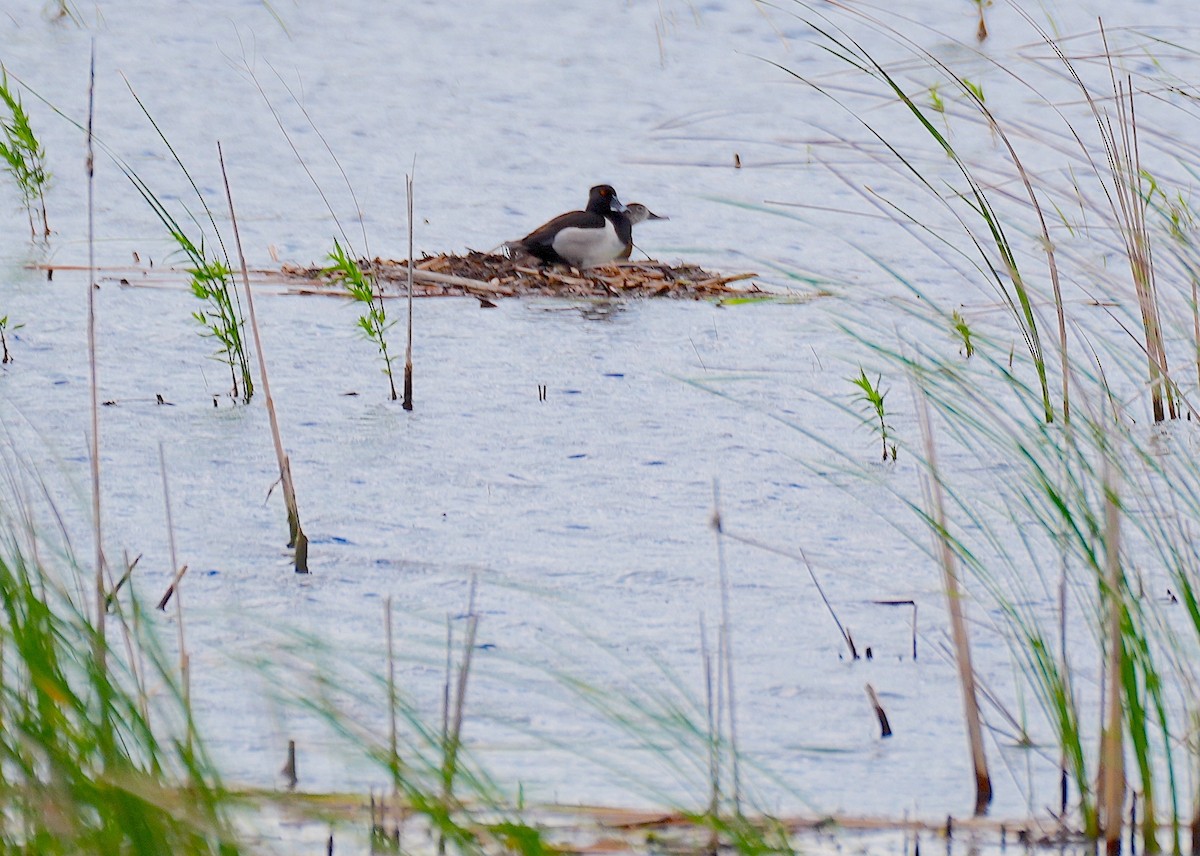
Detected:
left=218, top=142, right=309, bottom=572
left=403, top=170, right=414, bottom=411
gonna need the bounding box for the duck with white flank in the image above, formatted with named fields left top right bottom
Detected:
left=507, top=184, right=633, bottom=269
left=619, top=202, right=667, bottom=260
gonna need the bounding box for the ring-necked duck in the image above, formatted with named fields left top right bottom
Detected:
left=507, top=185, right=632, bottom=268
left=619, top=203, right=667, bottom=260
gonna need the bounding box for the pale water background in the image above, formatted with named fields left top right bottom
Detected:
left=1, top=0, right=1199, bottom=833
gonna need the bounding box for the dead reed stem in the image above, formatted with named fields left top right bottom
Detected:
left=723, top=528, right=857, bottom=659
left=1099, top=459, right=1125, bottom=856
left=155, top=564, right=189, bottom=612
left=711, top=481, right=741, bottom=815
left=217, top=142, right=309, bottom=572
left=157, top=441, right=190, bottom=749
left=385, top=596, right=399, bottom=791
left=866, top=683, right=893, bottom=738
left=85, top=40, right=107, bottom=674
left=700, top=615, right=719, bottom=826
left=403, top=171, right=414, bottom=411
left=439, top=585, right=479, bottom=855
left=915, top=389, right=991, bottom=815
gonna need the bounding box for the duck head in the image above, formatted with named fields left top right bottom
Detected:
left=586, top=184, right=628, bottom=216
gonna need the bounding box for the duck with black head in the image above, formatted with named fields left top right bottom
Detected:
left=507, top=184, right=632, bottom=268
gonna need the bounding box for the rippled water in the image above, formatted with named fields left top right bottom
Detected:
left=1, top=0, right=1197, bottom=832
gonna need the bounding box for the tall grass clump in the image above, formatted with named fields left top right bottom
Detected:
left=731, top=4, right=1200, bottom=846
left=0, top=67, right=51, bottom=239
left=325, top=241, right=399, bottom=400
left=0, top=501, right=242, bottom=852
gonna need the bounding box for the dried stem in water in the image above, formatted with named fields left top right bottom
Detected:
left=1099, top=461, right=1125, bottom=855
left=85, top=40, right=106, bottom=675
left=916, top=389, right=991, bottom=815
left=217, top=142, right=309, bottom=572
left=403, top=170, right=414, bottom=411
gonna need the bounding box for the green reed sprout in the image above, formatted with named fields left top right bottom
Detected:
left=325, top=240, right=398, bottom=400
left=0, top=68, right=50, bottom=239
left=184, top=245, right=254, bottom=404
left=951, top=309, right=975, bottom=358
left=0, top=314, right=20, bottom=364
left=850, top=368, right=896, bottom=462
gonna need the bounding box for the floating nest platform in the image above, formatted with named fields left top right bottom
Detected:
left=280, top=252, right=761, bottom=301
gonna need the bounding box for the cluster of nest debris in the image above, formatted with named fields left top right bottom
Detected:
left=280, top=251, right=760, bottom=301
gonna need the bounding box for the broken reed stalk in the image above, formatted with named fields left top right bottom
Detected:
left=915, top=389, right=992, bottom=815
left=403, top=171, right=414, bottom=411
left=711, top=481, right=741, bottom=814
left=1099, top=459, right=1125, bottom=856
left=155, top=564, right=188, bottom=612
left=282, top=739, right=297, bottom=790
left=866, top=683, right=893, bottom=738
left=85, top=40, right=106, bottom=674
left=723, top=528, right=857, bottom=659
left=217, top=142, right=309, bottom=572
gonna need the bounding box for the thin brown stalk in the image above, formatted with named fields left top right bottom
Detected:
left=915, top=388, right=992, bottom=815
left=155, top=563, right=189, bottom=612
left=85, top=40, right=107, bottom=674
left=723, top=528, right=857, bottom=659
left=700, top=615, right=719, bottom=826
left=217, top=142, right=310, bottom=572
left=711, top=480, right=741, bottom=814
left=385, top=595, right=399, bottom=791
left=439, top=596, right=479, bottom=855
left=866, top=683, right=893, bottom=738
left=1099, top=459, right=1125, bottom=856
left=403, top=170, right=414, bottom=411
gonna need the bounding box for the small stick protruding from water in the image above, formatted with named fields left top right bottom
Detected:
left=282, top=739, right=297, bottom=790
left=156, top=564, right=189, bottom=611
left=866, top=683, right=892, bottom=738
left=402, top=169, right=415, bottom=411
left=105, top=553, right=141, bottom=611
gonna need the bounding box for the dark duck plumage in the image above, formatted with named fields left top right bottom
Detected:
left=507, top=185, right=632, bottom=268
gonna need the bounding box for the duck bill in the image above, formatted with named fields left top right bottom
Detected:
left=645, top=210, right=667, bottom=221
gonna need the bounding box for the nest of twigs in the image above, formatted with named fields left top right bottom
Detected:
left=281, top=251, right=760, bottom=301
